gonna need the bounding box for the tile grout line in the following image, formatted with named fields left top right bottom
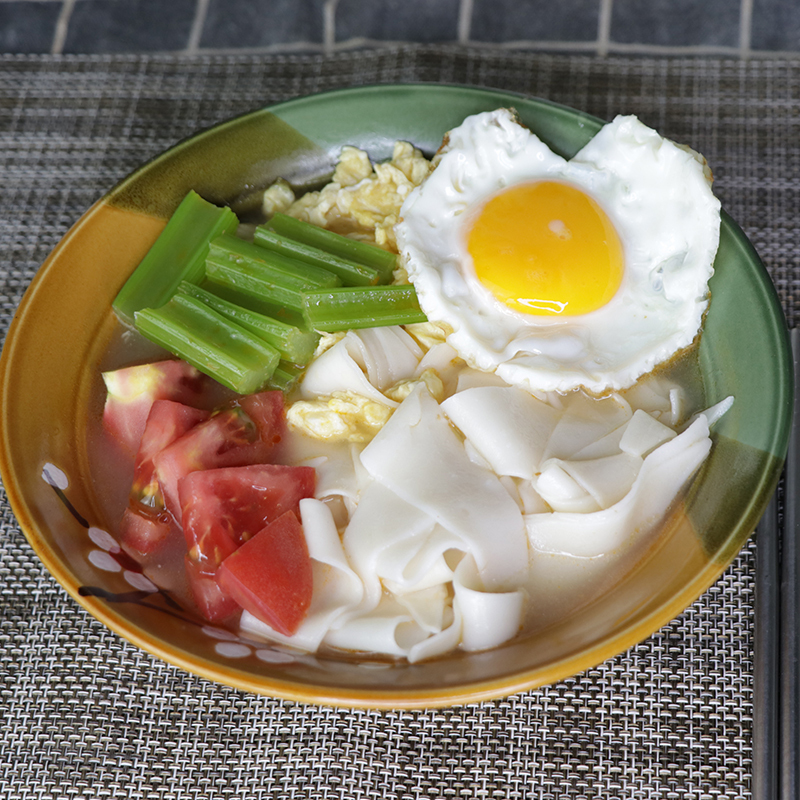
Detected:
left=740, top=0, right=753, bottom=57
left=186, top=0, right=210, bottom=54
left=599, top=41, right=746, bottom=56
left=50, top=0, right=75, bottom=55
left=181, top=39, right=799, bottom=58
left=192, top=42, right=327, bottom=56
left=458, top=0, right=473, bottom=44
left=597, top=0, right=613, bottom=56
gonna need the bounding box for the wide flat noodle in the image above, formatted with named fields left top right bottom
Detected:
left=394, top=584, right=451, bottom=634
left=559, top=451, right=642, bottom=508
left=296, top=443, right=365, bottom=505
left=261, top=354, right=729, bottom=661
left=299, top=335, right=395, bottom=406
left=414, top=342, right=462, bottom=395
left=442, top=386, right=560, bottom=480
left=535, top=461, right=600, bottom=513
left=300, top=327, right=423, bottom=406
left=453, top=556, right=526, bottom=652
left=543, top=392, right=632, bottom=461
left=325, top=592, right=462, bottom=663
left=526, top=415, right=712, bottom=558
left=323, top=596, right=422, bottom=658
left=324, top=553, right=527, bottom=661
left=343, top=480, right=438, bottom=613
left=379, top=525, right=461, bottom=591
left=619, top=409, right=676, bottom=456
left=360, top=385, right=529, bottom=590
left=349, top=327, right=422, bottom=390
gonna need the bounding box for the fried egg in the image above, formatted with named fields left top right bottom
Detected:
left=395, top=109, right=721, bottom=393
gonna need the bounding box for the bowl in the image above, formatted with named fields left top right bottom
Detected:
left=0, top=84, right=792, bottom=708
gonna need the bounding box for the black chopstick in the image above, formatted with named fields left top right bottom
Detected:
left=780, top=327, right=800, bottom=800
left=754, top=326, right=799, bottom=800
left=754, top=489, right=780, bottom=800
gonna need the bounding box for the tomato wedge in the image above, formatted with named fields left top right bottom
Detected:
left=102, top=360, right=205, bottom=456
left=153, top=390, right=287, bottom=519
left=217, top=511, right=313, bottom=636
left=132, top=400, right=211, bottom=507
left=179, top=463, right=316, bottom=568
left=119, top=399, right=210, bottom=555
left=118, top=507, right=174, bottom=555
left=184, top=555, right=240, bottom=622
left=238, top=391, right=286, bottom=446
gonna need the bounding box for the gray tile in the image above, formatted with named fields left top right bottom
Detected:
left=336, top=0, right=459, bottom=43
left=610, top=0, right=739, bottom=47
left=63, top=0, right=196, bottom=54
left=470, top=0, right=599, bottom=43
left=200, top=0, right=325, bottom=48
left=0, top=2, right=61, bottom=54
left=751, top=0, right=800, bottom=50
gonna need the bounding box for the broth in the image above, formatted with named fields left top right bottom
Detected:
left=87, top=320, right=708, bottom=653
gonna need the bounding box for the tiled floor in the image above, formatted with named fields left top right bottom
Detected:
left=0, top=0, right=798, bottom=57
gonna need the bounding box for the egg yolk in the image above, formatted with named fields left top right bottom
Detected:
left=466, top=180, right=624, bottom=316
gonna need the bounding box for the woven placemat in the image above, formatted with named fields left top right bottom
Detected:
left=1, top=47, right=794, bottom=799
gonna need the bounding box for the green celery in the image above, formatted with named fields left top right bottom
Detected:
left=198, top=279, right=309, bottom=330
left=205, top=232, right=341, bottom=313
left=267, top=213, right=397, bottom=283
left=269, top=361, right=304, bottom=392
left=134, top=293, right=280, bottom=395
left=113, top=190, right=238, bottom=327
left=253, top=226, right=381, bottom=287
left=302, top=285, right=427, bottom=331
left=177, top=281, right=319, bottom=366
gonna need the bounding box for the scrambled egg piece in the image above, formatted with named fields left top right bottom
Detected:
left=262, top=178, right=296, bottom=217
left=384, top=369, right=445, bottom=403
left=403, top=321, right=454, bottom=352
left=313, top=331, right=347, bottom=358
left=288, top=370, right=446, bottom=443
left=279, top=141, right=433, bottom=253
left=287, top=391, right=393, bottom=443
left=333, top=146, right=373, bottom=187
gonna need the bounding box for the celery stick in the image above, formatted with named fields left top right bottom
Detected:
left=267, top=213, right=397, bottom=282
left=177, top=281, right=319, bottom=366
left=199, top=279, right=308, bottom=330
left=134, top=293, right=280, bottom=394
left=253, top=226, right=381, bottom=287
left=206, top=233, right=341, bottom=313
left=113, top=190, right=238, bottom=327
left=302, top=285, right=427, bottom=331
left=269, top=361, right=304, bottom=392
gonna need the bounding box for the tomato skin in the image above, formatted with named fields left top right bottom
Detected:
left=119, top=399, right=209, bottom=556
left=102, top=360, right=205, bottom=456
left=238, top=391, right=286, bottom=446
left=217, top=511, right=313, bottom=636
left=119, top=506, right=175, bottom=555
left=153, top=390, right=288, bottom=520
left=184, top=555, right=240, bottom=622
left=132, top=400, right=211, bottom=508
left=179, top=463, right=316, bottom=567
left=154, top=411, right=262, bottom=518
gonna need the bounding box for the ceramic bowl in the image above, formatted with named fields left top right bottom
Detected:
left=0, top=85, right=792, bottom=708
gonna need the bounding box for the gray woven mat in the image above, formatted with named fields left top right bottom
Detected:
left=1, top=47, right=793, bottom=799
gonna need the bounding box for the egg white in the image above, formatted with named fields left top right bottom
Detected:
left=395, top=109, right=721, bottom=394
